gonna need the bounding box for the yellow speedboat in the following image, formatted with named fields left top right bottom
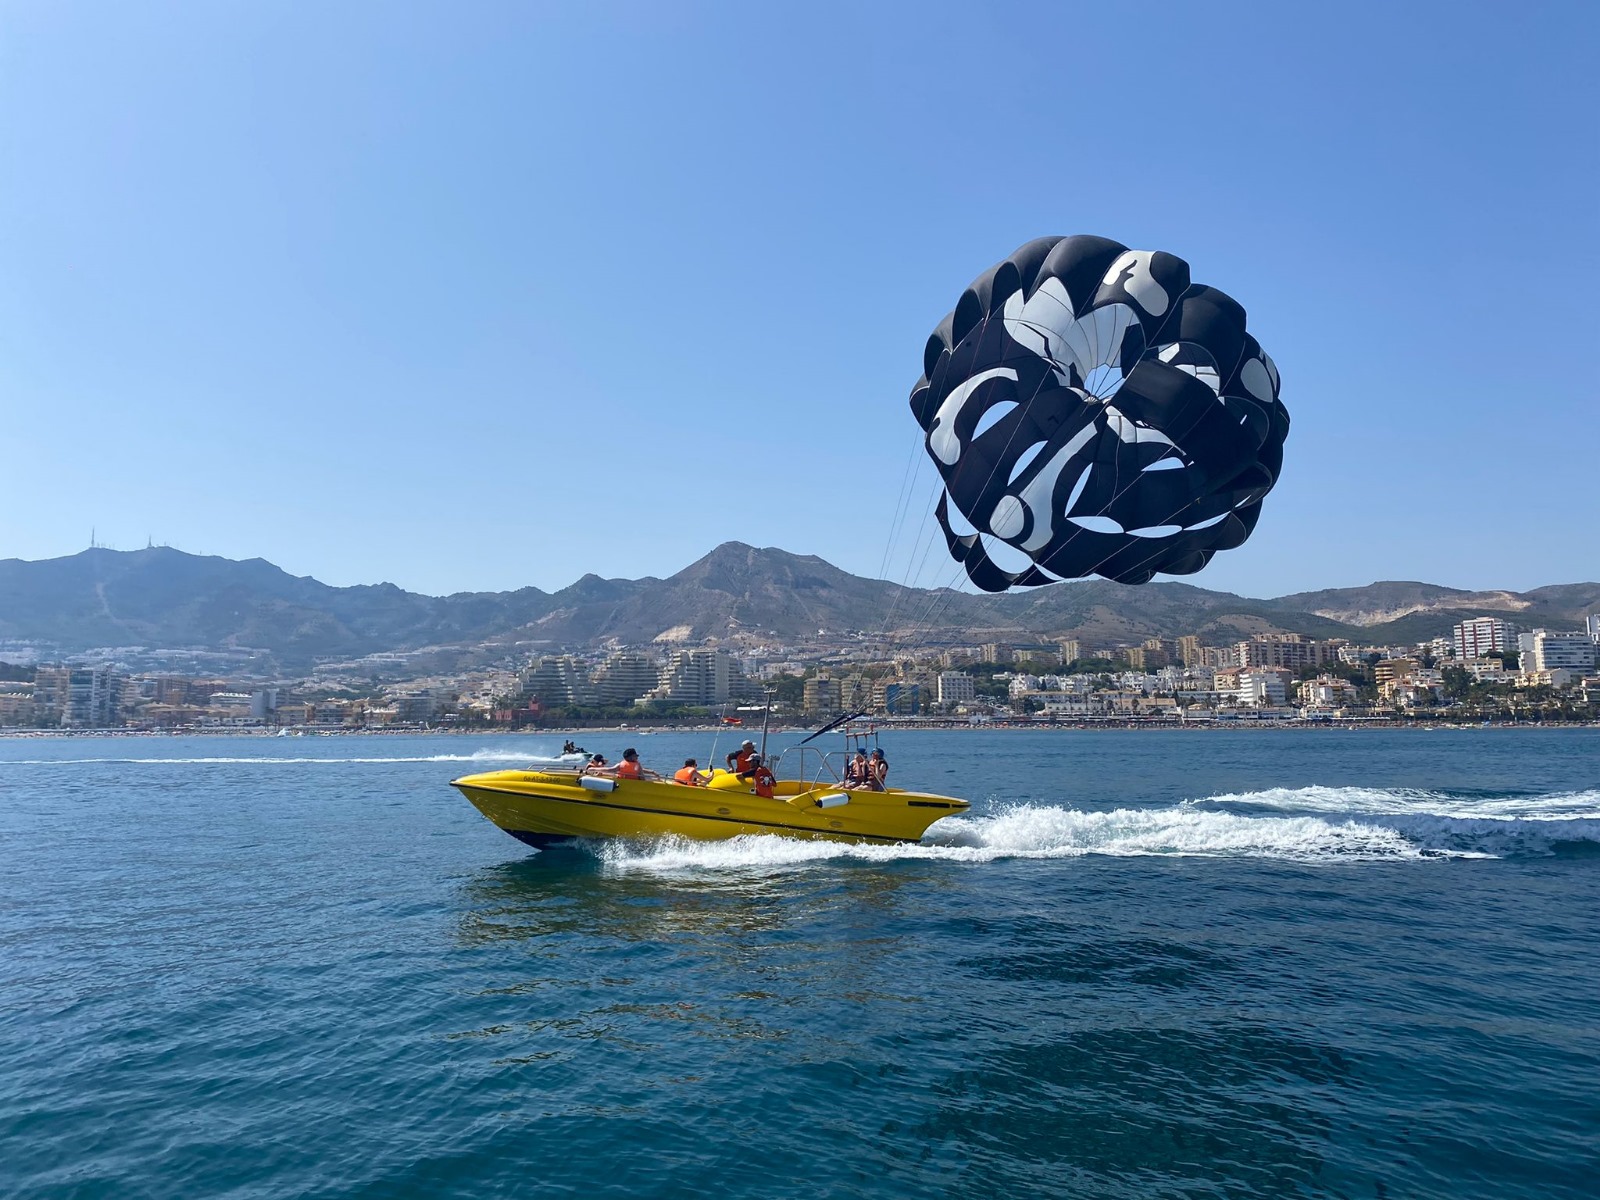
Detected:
left=451, top=766, right=969, bottom=848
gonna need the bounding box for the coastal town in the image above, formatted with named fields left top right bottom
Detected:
left=3, top=613, right=1597, bottom=732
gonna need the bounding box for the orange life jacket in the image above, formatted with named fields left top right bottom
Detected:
left=733, top=749, right=755, bottom=773
left=674, top=766, right=701, bottom=786
left=615, top=759, right=642, bottom=779
left=750, top=765, right=776, bottom=799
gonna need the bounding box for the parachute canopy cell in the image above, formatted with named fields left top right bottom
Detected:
left=910, top=235, right=1289, bottom=590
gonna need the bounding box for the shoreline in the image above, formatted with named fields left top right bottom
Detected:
left=2, top=719, right=1597, bottom=739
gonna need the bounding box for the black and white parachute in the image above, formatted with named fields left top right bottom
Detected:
left=910, top=235, right=1288, bottom=589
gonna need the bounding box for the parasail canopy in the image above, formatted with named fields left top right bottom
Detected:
left=910, top=235, right=1288, bottom=590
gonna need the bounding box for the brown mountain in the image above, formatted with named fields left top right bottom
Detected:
left=0, top=544, right=1594, bottom=670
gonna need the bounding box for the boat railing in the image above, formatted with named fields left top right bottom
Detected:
left=773, top=745, right=847, bottom=789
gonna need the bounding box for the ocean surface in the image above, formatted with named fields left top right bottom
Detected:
left=2, top=727, right=1597, bottom=1199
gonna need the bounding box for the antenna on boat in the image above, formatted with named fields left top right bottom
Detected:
left=759, top=687, right=775, bottom=760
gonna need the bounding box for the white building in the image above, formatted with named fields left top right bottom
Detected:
left=936, top=671, right=976, bottom=706
left=651, top=649, right=734, bottom=705
left=521, top=656, right=598, bottom=706
left=591, top=653, right=659, bottom=705
left=1454, top=617, right=1515, bottom=660
left=1234, top=668, right=1291, bottom=707
left=1523, top=629, right=1597, bottom=673
left=1297, top=676, right=1358, bottom=709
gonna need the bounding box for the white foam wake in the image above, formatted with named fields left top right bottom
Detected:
left=1199, top=785, right=1600, bottom=821
left=595, top=804, right=1431, bottom=875
left=594, top=792, right=1600, bottom=875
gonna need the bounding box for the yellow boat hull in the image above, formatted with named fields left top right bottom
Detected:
left=451, top=769, right=969, bottom=847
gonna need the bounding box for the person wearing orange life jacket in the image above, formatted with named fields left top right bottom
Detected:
left=739, top=753, right=778, bottom=799
left=724, top=740, right=757, bottom=774
left=673, top=758, right=709, bottom=787
left=612, top=748, right=661, bottom=781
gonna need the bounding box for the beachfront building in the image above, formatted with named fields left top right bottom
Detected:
left=937, top=671, right=976, bottom=707
left=1234, top=668, right=1292, bottom=707
left=802, top=673, right=841, bottom=715
left=521, top=656, right=598, bottom=707
left=1176, top=635, right=1203, bottom=667
left=32, top=665, right=120, bottom=728
left=1372, top=658, right=1421, bottom=687
left=1521, top=629, right=1598, bottom=673
left=871, top=678, right=921, bottom=715
left=649, top=649, right=734, bottom=705
left=590, top=653, right=659, bottom=705
left=1297, top=675, right=1358, bottom=710
left=1454, top=617, right=1515, bottom=661
left=0, top=683, right=35, bottom=726
left=1234, top=635, right=1331, bottom=671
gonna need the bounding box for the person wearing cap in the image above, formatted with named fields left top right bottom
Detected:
left=674, top=758, right=709, bottom=787
left=739, top=753, right=778, bottom=800
left=582, top=753, right=609, bottom=775
left=613, top=747, right=661, bottom=781
left=725, top=740, right=757, bottom=774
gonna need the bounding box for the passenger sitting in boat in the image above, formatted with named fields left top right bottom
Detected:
left=740, top=753, right=777, bottom=799
left=724, top=739, right=757, bottom=774
left=582, top=753, right=608, bottom=774
left=674, top=758, right=709, bottom=787
left=843, top=750, right=871, bottom=789
left=613, top=748, right=661, bottom=781
left=868, top=748, right=889, bottom=791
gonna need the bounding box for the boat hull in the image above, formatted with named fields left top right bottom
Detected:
left=451, top=769, right=968, bottom=847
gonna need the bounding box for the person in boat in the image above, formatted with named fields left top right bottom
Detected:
left=613, top=748, right=662, bottom=781
left=724, top=739, right=757, bottom=774
left=739, top=753, right=778, bottom=799
left=582, top=753, right=608, bottom=775
left=843, top=749, right=872, bottom=789
left=868, top=748, right=889, bottom=791
left=674, top=758, right=709, bottom=787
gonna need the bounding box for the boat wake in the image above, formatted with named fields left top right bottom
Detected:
left=592, top=786, right=1600, bottom=874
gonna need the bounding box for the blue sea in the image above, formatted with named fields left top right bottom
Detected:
left=2, top=728, right=1597, bottom=1199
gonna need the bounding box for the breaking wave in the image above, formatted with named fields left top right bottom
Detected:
left=591, top=786, right=1600, bottom=874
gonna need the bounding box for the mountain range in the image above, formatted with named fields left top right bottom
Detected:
left=1, top=545, right=1596, bottom=672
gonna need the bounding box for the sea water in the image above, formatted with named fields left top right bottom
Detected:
left=1, top=728, right=1596, bottom=1199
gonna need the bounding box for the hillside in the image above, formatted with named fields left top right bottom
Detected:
left=0, top=545, right=1594, bottom=669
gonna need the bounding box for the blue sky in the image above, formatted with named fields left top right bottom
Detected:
left=2, top=1, right=1595, bottom=598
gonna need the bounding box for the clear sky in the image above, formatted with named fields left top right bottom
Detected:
left=3, top=1, right=1595, bottom=598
